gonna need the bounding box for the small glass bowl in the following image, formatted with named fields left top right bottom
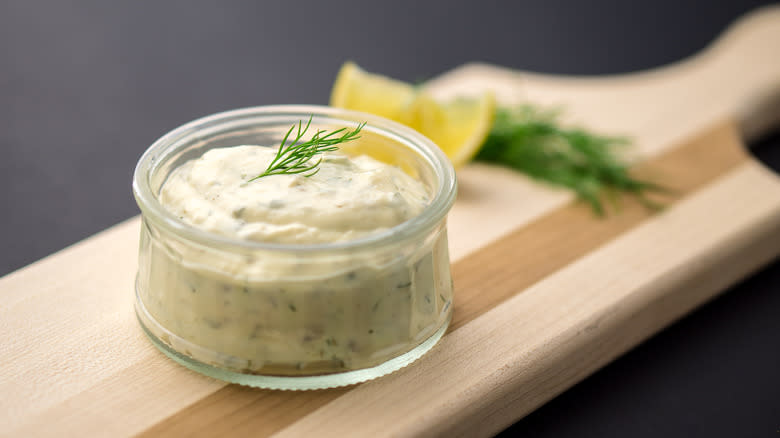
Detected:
left=132, top=105, right=457, bottom=390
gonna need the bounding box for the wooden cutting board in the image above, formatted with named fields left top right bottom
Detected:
left=2, top=6, right=780, bottom=438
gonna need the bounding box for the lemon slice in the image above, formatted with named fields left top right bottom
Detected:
left=330, top=62, right=416, bottom=124
left=330, top=62, right=495, bottom=168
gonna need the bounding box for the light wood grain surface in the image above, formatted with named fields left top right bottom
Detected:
left=2, top=6, right=780, bottom=437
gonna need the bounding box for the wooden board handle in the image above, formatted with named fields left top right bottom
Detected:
left=696, top=5, right=780, bottom=141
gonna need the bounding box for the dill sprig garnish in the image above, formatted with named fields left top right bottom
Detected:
left=249, top=117, right=366, bottom=181
left=477, top=105, right=661, bottom=215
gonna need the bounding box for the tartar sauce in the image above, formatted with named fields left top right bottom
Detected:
left=141, top=145, right=453, bottom=376
left=160, top=146, right=430, bottom=244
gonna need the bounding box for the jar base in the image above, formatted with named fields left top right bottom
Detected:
left=135, top=291, right=450, bottom=390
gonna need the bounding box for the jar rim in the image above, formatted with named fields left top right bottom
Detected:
left=132, top=105, right=457, bottom=253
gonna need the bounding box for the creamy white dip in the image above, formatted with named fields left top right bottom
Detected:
left=139, top=145, right=452, bottom=376
left=160, top=146, right=429, bottom=244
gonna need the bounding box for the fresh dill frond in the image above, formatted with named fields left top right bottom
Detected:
left=476, top=105, right=660, bottom=215
left=249, top=117, right=365, bottom=181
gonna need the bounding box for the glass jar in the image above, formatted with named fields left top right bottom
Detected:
left=132, top=105, right=457, bottom=390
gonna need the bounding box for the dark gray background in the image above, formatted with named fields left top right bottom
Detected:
left=2, top=1, right=778, bottom=436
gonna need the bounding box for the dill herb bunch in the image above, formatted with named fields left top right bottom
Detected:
left=477, top=105, right=660, bottom=214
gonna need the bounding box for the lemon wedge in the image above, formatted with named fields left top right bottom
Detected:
left=330, top=62, right=495, bottom=168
